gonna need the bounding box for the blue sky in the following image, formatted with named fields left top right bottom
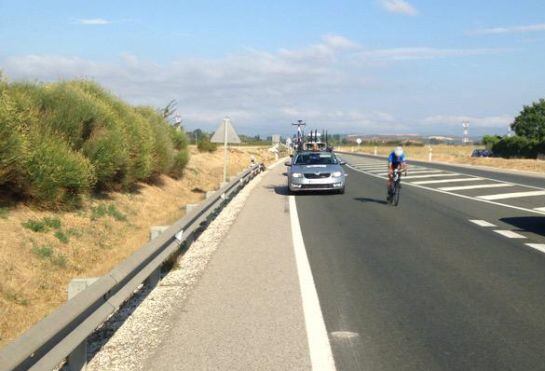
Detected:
left=1, top=0, right=545, bottom=136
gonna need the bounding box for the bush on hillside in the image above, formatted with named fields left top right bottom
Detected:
left=170, top=150, right=190, bottom=179
left=26, top=132, right=96, bottom=207
left=0, top=87, right=27, bottom=189
left=512, top=99, right=545, bottom=141
left=491, top=136, right=542, bottom=159
left=197, top=137, right=218, bottom=153
left=0, top=77, right=190, bottom=208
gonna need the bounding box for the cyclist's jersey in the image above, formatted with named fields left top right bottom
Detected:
left=388, top=152, right=406, bottom=167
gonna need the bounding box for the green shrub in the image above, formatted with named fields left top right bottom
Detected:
left=169, top=126, right=189, bottom=150
left=51, top=254, right=67, bottom=268
left=107, top=204, right=127, bottom=221
left=43, top=216, right=61, bottom=229
left=170, top=150, right=190, bottom=178
left=0, top=88, right=28, bottom=189
left=91, top=204, right=126, bottom=221
left=91, top=204, right=108, bottom=220
left=32, top=245, right=53, bottom=259
left=54, top=230, right=69, bottom=244
left=0, top=77, right=192, bottom=208
left=197, top=137, right=218, bottom=153
left=492, top=136, right=541, bottom=158
left=26, top=132, right=96, bottom=207
left=0, top=207, right=9, bottom=219
left=23, top=219, right=48, bottom=232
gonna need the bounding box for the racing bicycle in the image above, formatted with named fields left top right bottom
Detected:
left=387, top=168, right=405, bottom=206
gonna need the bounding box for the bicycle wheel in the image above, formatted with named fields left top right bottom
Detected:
left=393, top=181, right=401, bottom=206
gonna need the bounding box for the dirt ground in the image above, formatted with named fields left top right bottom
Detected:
left=0, top=146, right=274, bottom=347
left=338, top=145, right=545, bottom=174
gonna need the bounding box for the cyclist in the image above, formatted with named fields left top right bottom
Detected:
left=387, top=146, right=407, bottom=200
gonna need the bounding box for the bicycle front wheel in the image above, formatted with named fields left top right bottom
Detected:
left=393, top=182, right=401, bottom=206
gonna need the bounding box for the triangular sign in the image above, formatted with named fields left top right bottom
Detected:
left=211, top=117, right=241, bottom=144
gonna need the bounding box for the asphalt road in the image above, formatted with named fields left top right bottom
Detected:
left=296, top=154, right=545, bottom=370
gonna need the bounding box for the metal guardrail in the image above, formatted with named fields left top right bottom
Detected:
left=0, top=164, right=264, bottom=371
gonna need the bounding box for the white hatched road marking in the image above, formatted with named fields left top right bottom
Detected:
left=526, top=244, right=545, bottom=254
left=439, top=183, right=512, bottom=191
left=346, top=162, right=545, bottom=216
left=377, top=170, right=444, bottom=177
left=494, top=230, right=527, bottom=239
left=403, top=173, right=460, bottom=180
left=470, top=220, right=497, bottom=227
left=533, top=207, right=545, bottom=212
left=478, top=191, right=545, bottom=201
left=289, top=196, right=336, bottom=371
left=411, top=178, right=482, bottom=185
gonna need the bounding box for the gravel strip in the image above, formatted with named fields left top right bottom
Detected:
left=86, top=170, right=267, bottom=371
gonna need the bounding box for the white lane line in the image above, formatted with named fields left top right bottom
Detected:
left=526, top=244, right=545, bottom=254
left=533, top=207, right=545, bottom=212
left=353, top=165, right=386, bottom=170
left=403, top=173, right=460, bottom=180
left=470, top=220, right=496, bottom=227
left=289, top=196, right=336, bottom=371
left=494, top=230, right=527, bottom=239
left=478, top=190, right=545, bottom=201
left=439, top=183, right=512, bottom=191
left=376, top=170, right=443, bottom=177
left=411, top=177, right=482, bottom=185
left=346, top=164, right=545, bottom=216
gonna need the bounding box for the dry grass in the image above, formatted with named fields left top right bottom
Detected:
left=0, top=145, right=273, bottom=347
left=338, top=145, right=545, bottom=174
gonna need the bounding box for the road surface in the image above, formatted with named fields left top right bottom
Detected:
left=98, top=156, right=545, bottom=370
left=296, top=152, right=545, bottom=370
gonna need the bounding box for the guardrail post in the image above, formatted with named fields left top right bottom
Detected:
left=67, top=278, right=99, bottom=371
left=185, top=203, right=198, bottom=214
left=147, top=226, right=169, bottom=287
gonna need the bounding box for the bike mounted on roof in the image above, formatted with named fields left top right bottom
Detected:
left=290, top=120, right=333, bottom=153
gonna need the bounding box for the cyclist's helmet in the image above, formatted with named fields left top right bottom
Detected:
left=394, top=146, right=404, bottom=157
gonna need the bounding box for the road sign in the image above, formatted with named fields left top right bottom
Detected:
left=356, top=138, right=362, bottom=145
left=211, top=117, right=241, bottom=183
left=211, top=117, right=241, bottom=144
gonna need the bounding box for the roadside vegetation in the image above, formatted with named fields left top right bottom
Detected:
left=483, top=99, right=545, bottom=159
left=0, top=145, right=272, bottom=347
left=0, top=77, right=189, bottom=209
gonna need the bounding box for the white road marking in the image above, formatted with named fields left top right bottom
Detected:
left=478, top=191, right=545, bottom=201
left=494, top=230, right=527, bottom=239
left=403, top=173, right=460, bottom=180
left=289, top=196, right=336, bottom=371
left=439, top=183, right=512, bottom=191
left=533, top=207, right=545, bottom=212
left=353, top=165, right=386, bottom=170
left=526, top=244, right=545, bottom=254
left=470, top=220, right=497, bottom=227
left=411, top=178, right=482, bottom=185
left=346, top=164, right=545, bottom=216
left=376, top=170, right=444, bottom=177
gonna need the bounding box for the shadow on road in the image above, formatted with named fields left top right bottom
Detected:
left=266, top=184, right=338, bottom=197
left=500, top=216, right=545, bottom=238
left=353, top=197, right=388, bottom=205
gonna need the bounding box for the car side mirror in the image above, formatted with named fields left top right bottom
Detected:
left=339, top=161, right=347, bottom=165
left=284, top=161, right=292, bottom=167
